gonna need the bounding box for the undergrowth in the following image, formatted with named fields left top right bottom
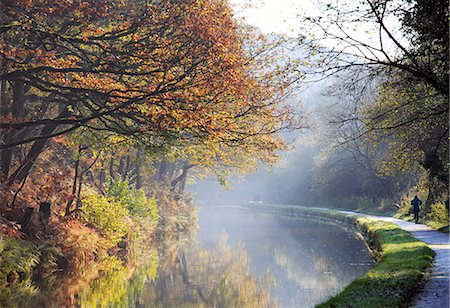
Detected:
left=0, top=178, right=197, bottom=307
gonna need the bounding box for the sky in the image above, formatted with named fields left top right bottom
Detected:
left=229, top=0, right=406, bottom=56
left=230, top=0, right=314, bottom=36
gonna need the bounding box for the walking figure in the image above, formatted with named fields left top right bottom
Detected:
left=411, top=195, right=422, bottom=224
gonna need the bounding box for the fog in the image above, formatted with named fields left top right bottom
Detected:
left=187, top=139, right=320, bottom=206
left=187, top=76, right=331, bottom=207
left=187, top=67, right=402, bottom=210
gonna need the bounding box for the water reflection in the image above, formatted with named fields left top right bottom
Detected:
left=195, top=207, right=373, bottom=307
left=138, top=234, right=276, bottom=307
left=7, top=206, right=373, bottom=307
left=73, top=206, right=372, bottom=307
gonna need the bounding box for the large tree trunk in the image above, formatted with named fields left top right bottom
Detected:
left=123, top=156, right=131, bottom=181
left=168, top=162, right=176, bottom=178
left=117, top=158, right=124, bottom=179
left=158, top=161, right=168, bottom=180
left=179, top=170, right=188, bottom=194
left=75, top=172, right=83, bottom=211
left=7, top=106, right=69, bottom=185
left=0, top=80, right=7, bottom=114
left=109, top=156, right=116, bottom=180
left=39, top=202, right=51, bottom=226
left=0, top=130, right=13, bottom=180
left=1, top=80, right=25, bottom=180
left=12, top=80, right=25, bottom=118
left=171, top=162, right=192, bottom=194
left=65, top=153, right=80, bottom=216
left=99, top=161, right=106, bottom=187
left=0, top=80, right=9, bottom=179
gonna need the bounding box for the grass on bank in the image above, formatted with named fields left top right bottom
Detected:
left=318, top=217, right=435, bottom=308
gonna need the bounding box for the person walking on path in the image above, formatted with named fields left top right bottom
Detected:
left=411, top=195, right=422, bottom=224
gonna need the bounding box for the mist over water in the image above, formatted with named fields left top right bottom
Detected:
left=196, top=206, right=373, bottom=307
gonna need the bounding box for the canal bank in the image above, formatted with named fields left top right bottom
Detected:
left=338, top=210, right=450, bottom=308
left=244, top=204, right=437, bottom=307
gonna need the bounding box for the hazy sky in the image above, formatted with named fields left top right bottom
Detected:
left=229, top=0, right=405, bottom=56
left=230, top=0, right=313, bottom=36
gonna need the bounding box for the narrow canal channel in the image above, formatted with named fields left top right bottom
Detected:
left=70, top=206, right=374, bottom=307
left=194, top=206, right=374, bottom=307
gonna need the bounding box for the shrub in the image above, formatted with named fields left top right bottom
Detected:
left=0, top=236, right=40, bottom=307
left=396, top=171, right=429, bottom=217
left=0, top=237, right=39, bottom=282
left=79, top=189, right=131, bottom=249
left=52, top=219, right=102, bottom=271
left=425, top=202, right=449, bottom=227
left=106, top=180, right=159, bottom=221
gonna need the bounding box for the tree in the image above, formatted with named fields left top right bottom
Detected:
left=0, top=0, right=301, bottom=188
left=362, top=76, right=448, bottom=206
left=299, top=0, right=448, bottom=95
left=297, top=0, right=448, bottom=206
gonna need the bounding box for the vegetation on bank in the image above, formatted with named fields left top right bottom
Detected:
left=438, top=226, right=449, bottom=233
left=0, top=0, right=301, bottom=305
left=0, top=179, right=197, bottom=307
left=318, top=218, right=435, bottom=308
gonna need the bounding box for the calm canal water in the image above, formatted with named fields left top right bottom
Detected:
left=194, top=206, right=374, bottom=307
left=74, top=206, right=373, bottom=307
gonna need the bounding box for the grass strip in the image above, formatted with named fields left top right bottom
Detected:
left=317, top=217, right=435, bottom=308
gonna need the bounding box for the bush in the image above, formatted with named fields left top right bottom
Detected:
left=106, top=180, right=159, bottom=221
left=0, top=237, right=40, bottom=282
left=80, top=189, right=131, bottom=249
left=52, top=219, right=102, bottom=270
left=0, top=236, right=40, bottom=306
left=396, top=171, right=429, bottom=217
left=425, top=202, right=449, bottom=228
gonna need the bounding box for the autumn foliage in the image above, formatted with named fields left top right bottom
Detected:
left=0, top=0, right=301, bottom=302
left=0, top=0, right=301, bottom=211
left=1, top=0, right=298, bottom=179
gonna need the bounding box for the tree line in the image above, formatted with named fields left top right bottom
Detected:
left=0, top=0, right=302, bottom=215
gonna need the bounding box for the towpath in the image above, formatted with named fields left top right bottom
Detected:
left=339, top=211, right=449, bottom=308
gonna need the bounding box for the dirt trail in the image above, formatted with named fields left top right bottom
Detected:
left=339, top=211, right=449, bottom=308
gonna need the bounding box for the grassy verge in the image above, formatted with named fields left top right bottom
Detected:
left=318, top=218, right=435, bottom=307
left=244, top=204, right=435, bottom=308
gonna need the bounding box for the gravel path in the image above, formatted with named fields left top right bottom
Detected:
left=339, top=211, right=449, bottom=308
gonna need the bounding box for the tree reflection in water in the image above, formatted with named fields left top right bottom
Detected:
left=12, top=209, right=371, bottom=307
left=139, top=233, right=276, bottom=307
left=273, top=247, right=340, bottom=307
